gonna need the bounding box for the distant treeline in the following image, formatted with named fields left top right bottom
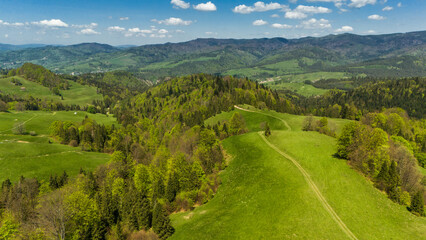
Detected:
left=298, top=77, right=425, bottom=119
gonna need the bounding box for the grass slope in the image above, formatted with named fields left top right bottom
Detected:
left=0, top=111, right=116, bottom=182
left=171, top=107, right=426, bottom=239
left=0, top=76, right=102, bottom=105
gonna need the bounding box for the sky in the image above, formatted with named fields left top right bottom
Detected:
left=0, top=0, right=424, bottom=46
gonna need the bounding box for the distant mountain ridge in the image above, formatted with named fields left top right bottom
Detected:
left=0, top=31, right=425, bottom=80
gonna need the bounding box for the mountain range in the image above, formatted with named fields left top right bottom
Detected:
left=0, top=31, right=425, bottom=81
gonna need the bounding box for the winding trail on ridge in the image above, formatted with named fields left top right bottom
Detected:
left=234, top=105, right=359, bottom=240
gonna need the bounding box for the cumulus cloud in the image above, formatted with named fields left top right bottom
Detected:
left=171, top=0, right=190, bottom=9
left=271, top=14, right=280, bottom=18
left=107, top=26, right=125, bottom=32
left=366, top=30, right=376, bottom=34
left=253, top=19, right=268, bottom=26
left=335, top=25, right=354, bottom=32
left=271, top=23, right=292, bottom=29
left=368, top=14, right=385, bottom=20
left=285, top=12, right=307, bottom=19
left=348, top=0, right=376, bottom=8
left=299, top=18, right=331, bottom=29
left=382, top=6, right=393, bottom=11
left=72, top=23, right=98, bottom=29
left=205, top=32, right=218, bottom=35
left=153, top=17, right=192, bottom=26
left=80, top=28, right=100, bottom=35
left=285, top=5, right=332, bottom=19
left=0, top=20, right=25, bottom=27
left=125, top=26, right=171, bottom=38
left=128, top=28, right=153, bottom=34
left=119, top=17, right=129, bottom=21
left=158, top=29, right=169, bottom=34
left=233, top=1, right=288, bottom=14
left=397, top=2, right=401, bottom=7
left=193, top=1, right=217, bottom=11
left=32, top=19, right=68, bottom=27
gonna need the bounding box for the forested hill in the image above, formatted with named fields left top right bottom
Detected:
left=297, top=77, right=426, bottom=119
left=0, top=31, right=424, bottom=79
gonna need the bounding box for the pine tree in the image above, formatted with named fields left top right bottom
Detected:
left=410, top=191, right=425, bottom=216
left=152, top=204, right=175, bottom=239
left=376, top=161, right=390, bottom=190
left=165, top=173, right=179, bottom=202
left=264, top=122, right=271, bottom=137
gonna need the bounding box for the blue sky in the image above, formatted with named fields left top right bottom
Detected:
left=0, top=0, right=424, bottom=45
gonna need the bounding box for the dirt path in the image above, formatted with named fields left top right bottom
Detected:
left=259, top=133, right=358, bottom=240
left=0, top=113, right=39, bottom=134
left=234, top=105, right=292, bottom=131
left=233, top=105, right=358, bottom=239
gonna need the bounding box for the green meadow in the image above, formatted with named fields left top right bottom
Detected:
left=171, top=107, right=426, bottom=239
left=0, top=111, right=117, bottom=182
left=0, top=76, right=102, bottom=105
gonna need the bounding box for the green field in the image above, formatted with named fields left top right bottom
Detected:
left=171, top=107, right=426, bottom=239
left=0, top=76, right=102, bottom=105
left=0, top=111, right=117, bottom=182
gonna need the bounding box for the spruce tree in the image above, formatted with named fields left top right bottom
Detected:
left=152, top=204, right=175, bottom=239
left=410, top=191, right=425, bottom=216
left=264, top=122, right=271, bottom=137
left=376, top=161, right=390, bottom=190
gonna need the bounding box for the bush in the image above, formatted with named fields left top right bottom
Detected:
left=0, top=100, right=8, bottom=112
left=69, top=140, right=79, bottom=147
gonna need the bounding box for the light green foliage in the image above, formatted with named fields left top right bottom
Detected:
left=64, top=190, right=98, bottom=239
left=134, top=164, right=152, bottom=195
left=0, top=213, right=19, bottom=240
left=110, top=151, right=126, bottom=163
left=228, top=112, right=247, bottom=135
left=111, top=178, right=125, bottom=197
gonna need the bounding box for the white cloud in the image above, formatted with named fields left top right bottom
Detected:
left=348, top=0, right=376, bottom=8
left=80, top=28, right=100, bottom=35
left=253, top=19, right=268, bottom=26
left=119, top=17, right=129, bottom=21
left=366, top=30, right=376, bottom=34
left=153, top=17, right=192, bottom=26
left=107, top=26, right=125, bottom=32
left=72, top=23, right=98, bottom=29
left=397, top=2, right=402, bottom=7
left=285, top=5, right=331, bottom=19
left=335, top=25, right=353, bottom=32
left=205, top=32, right=218, bottom=35
left=271, top=14, right=280, bottom=18
left=368, top=14, right=385, bottom=20
left=32, top=19, right=68, bottom=27
left=193, top=1, right=217, bottom=11
left=382, top=6, right=393, bottom=11
left=285, top=11, right=307, bottom=19
left=233, top=2, right=288, bottom=14
left=4, top=34, right=8, bottom=38
left=128, top=28, right=153, bottom=34
left=175, top=29, right=185, bottom=33
left=0, top=20, right=25, bottom=27
left=294, top=5, right=332, bottom=14
left=171, top=0, right=190, bottom=9
left=158, top=29, right=169, bottom=34
left=299, top=18, right=331, bottom=29
left=271, top=23, right=292, bottom=29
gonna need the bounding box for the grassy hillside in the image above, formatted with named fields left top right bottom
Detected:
left=0, top=111, right=117, bottom=182
left=0, top=76, right=102, bottom=105
left=171, top=107, right=426, bottom=239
